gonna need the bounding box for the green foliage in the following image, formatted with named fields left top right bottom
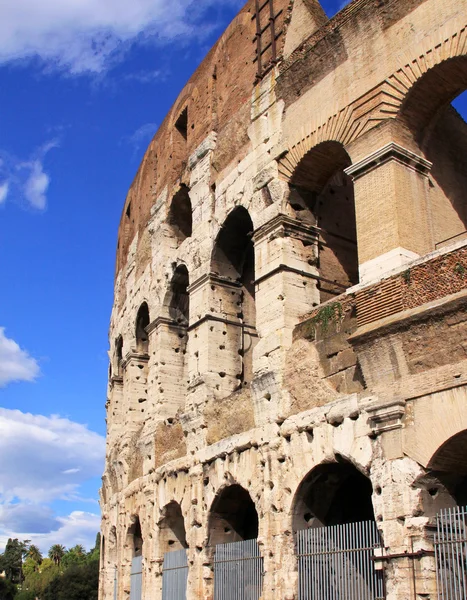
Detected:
left=48, top=544, right=65, bottom=567
left=0, top=539, right=30, bottom=584
left=42, top=560, right=99, bottom=600
left=402, top=268, right=411, bottom=284
left=0, top=577, right=17, bottom=600
left=454, top=262, right=465, bottom=277
left=8, top=533, right=101, bottom=600
left=12, top=591, right=35, bottom=600
left=308, top=302, right=343, bottom=335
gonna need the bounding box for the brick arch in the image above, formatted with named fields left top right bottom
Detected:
left=279, top=23, right=467, bottom=181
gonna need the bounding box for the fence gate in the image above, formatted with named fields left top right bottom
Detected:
left=297, top=520, right=385, bottom=600
left=162, top=549, right=188, bottom=600
left=214, top=538, right=263, bottom=600
left=130, top=555, right=143, bottom=600
left=435, top=505, right=467, bottom=600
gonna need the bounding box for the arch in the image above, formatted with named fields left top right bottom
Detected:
left=164, top=264, right=190, bottom=325
left=135, top=303, right=150, bottom=353
left=288, top=141, right=358, bottom=301
left=211, top=207, right=257, bottom=388
left=291, top=459, right=374, bottom=533
left=396, top=56, right=467, bottom=248
left=127, top=515, right=143, bottom=558
left=115, top=335, right=123, bottom=376
left=158, top=501, right=188, bottom=554
left=419, top=430, right=467, bottom=509
left=208, top=484, right=259, bottom=546
left=212, top=206, right=255, bottom=290
left=398, top=56, right=467, bottom=142
left=101, top=534, right=105, bottom=569
left=168, top=185, right=192, bottom=243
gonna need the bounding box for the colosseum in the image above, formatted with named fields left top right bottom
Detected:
left=99, top=0, right=467, bottom=598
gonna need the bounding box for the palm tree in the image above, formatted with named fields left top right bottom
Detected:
left=27, top=544, right=42, bottom=565
left=48, top=544, right=65, bottom=566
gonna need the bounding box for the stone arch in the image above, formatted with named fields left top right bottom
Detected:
left=163, top=264, right=190, bottom=325
left=127, top=515, right=143, bottom=558
left=208, top=483, right=259, bottom=546
left=135, top=302, right=150, bottom=353
left=168, top=185, right=192, bottom=243
left=291, top=458, right=375, bottom=533
left=157, top=501, right=188, bottom=554
left=211, top=206, right=257, bottom=389
left=287, top=141, right=358, bottom=300
left=115, top=335, right=123, bottom=376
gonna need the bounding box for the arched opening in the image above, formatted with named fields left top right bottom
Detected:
left=208, top=485, right=262, bottom=600
left=115, top=335, right=123, bottom=376
left=292, top=459, right=374, bottom=533
left=158, top=501, right=188, bottom=553
left=127, top=517, right=143, bottom=600
left=158, top=265, right=189, bottom=412
left=420, top=430, right=467, bottom=511
left=101, top=535, right=105, bottom=570
left=208, top=484, right=259, bottom=546
left=293, top=460, right=382, bottom=600
left=289, top=141, right=358, bottom=302
left=211, top=207, right=257, bottom=389
left=135, top=303, right=150, bottom=354
left=168, top=265, right=189, bottom=325
left=168, top=185, right=192, bottom=243
left=128, top=517, right=143, bottom=557
left=399, top=58, right=467, bottom=249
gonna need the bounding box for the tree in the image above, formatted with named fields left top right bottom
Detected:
left=62, top=545, right=86, bottom=570
left=48, top=544, right=65, bottom=567
left=26, top=545, right=42, bottom=567
left=42, top=560, right=99, bottom=600
left=0, top=538, right=30, bottom=584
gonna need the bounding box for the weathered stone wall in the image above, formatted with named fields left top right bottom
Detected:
left=100, top=0, right=467, bottom=598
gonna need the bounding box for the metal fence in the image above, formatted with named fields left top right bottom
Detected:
left=214, top=538, right=263, bottom=600
left=435, top=505, right=467, bottom=600
left=162, top=548, right=188, bottom=600
left=130, top=555, right=143, bottom=600
left=114, top=566, right=118, bottom=600
left=297, top=520, right=385, bottom=600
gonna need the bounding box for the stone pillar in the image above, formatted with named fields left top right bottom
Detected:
left=187, top=273, right=257, bottom=398
left=147, top=317, right=188, bottom=419
left=366, top=397, right=437, bottom=600
left=122, top=351, right=149, bottom=427
left=252, top=214, right=320, bottom=424
left=345, top=143, right=433, bottom=284
left=107, top=376, right=124, bottom=440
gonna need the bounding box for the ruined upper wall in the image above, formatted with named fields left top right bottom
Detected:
left=115, top=0, right=293, bottom=276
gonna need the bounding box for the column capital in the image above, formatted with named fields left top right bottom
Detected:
left=344, top=143, right=432, bottom=181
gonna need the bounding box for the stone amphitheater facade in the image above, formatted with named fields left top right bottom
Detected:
left=99, top=0, right=467, bottom=598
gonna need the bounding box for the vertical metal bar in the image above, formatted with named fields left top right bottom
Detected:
left=254, top=0, right=262, bottom=79
left=268, top=0, right=277, bottom=63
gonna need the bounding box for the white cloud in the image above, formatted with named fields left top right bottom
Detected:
left=0, top=328, right=40, bottom=387
left=125, top=122, right=157, bottom=156
left=0, top=181, right=9, bottom=204
left=0, top=0, right=240, bottom=75
left=0, top=408, right=104, bottom=552
left=0, top=510, right=101, bottom=553
left=0, top=408, right=105, bottom=503
left=0, top=140, right=57, bottom=210
left=21, top=160, right=50, bottom=210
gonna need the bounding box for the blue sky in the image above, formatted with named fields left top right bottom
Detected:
left=0, top=0, right=466, bottom=553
